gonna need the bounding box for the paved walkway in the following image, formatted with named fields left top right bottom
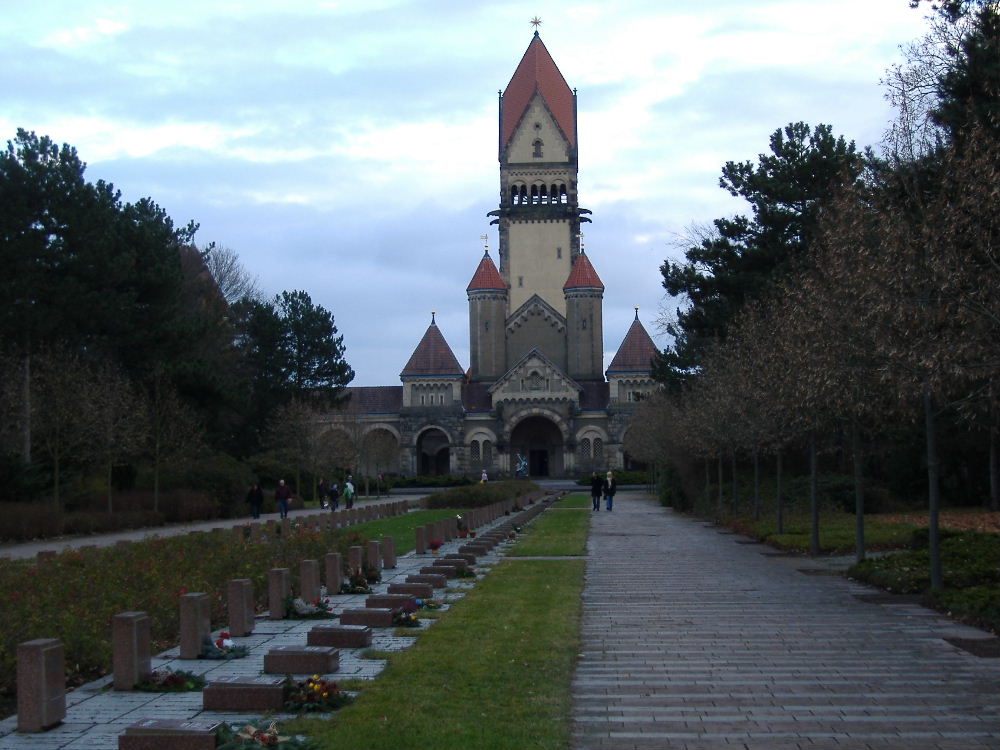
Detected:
left=573, top=492, right=999, bottom=750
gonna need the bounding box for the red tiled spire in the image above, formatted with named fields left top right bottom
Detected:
left=400, top=315, right=465, bottom=377
left=467, top=252, right=507, bottom=292
left=607, top=311, right=658, bottom=374
left=563, top=252, right=604, bottom=290
left=502, top=32, right=575, bottom=149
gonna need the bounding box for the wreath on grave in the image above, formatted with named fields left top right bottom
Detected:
left=201, top=633, right=249, bottom=660
left=284, top=595, right=337, bottom=619
left=338, top=572, right=373, bottom=595
left=282, top=674, right=354, bottom=712
left=135, top=668, right=206, bottom=692
left=392, top=611, right=420, bottom=628
left=216, top=719, right=315, bottom=749
left=455, top=567, right=476, bottom=578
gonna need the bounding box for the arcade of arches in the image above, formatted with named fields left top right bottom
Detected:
left=416, top=428, right=451, bottom=476
left=509, top=415, right=564, bottom=477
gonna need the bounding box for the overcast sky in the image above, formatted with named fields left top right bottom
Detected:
left=2, top=1, right=931, bottom=386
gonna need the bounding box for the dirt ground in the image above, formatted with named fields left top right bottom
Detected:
left=877, top=509, right=999, bottom=533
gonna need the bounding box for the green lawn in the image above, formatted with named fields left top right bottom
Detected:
left=351, top=509, right=466, bottom=555
left=506, top=496, right=590, bottom=556
left=287, top=497, right=591, bottom=749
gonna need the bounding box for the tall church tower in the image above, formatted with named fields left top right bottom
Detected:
left=490, top=31, right=591, bottom=318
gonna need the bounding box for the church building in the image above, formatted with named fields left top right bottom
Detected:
left=334, top=31, right=659, bottom=478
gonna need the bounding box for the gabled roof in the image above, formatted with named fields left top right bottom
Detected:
left=563, top=252, right=604, bottom=290
left=488, top=347, right=582, bottom=396
left=400, top=317, right=465, bottom=378
left=343, top=386, right=404, bottom=414
left=606, top=313, right=659, bottom=375
left=467, top=252, right=507, bottom=292
left=502, top=32, right=575, bottom=149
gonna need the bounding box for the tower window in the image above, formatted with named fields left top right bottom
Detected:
left=518, top=276, right=523, bottom=287
left=582, top=319, right=587, bottom=330
left=557, top=247, right=562, bottom=259
left=484, top=320, right=490, bottom=331
left=532, top=140, right=543, bottom=158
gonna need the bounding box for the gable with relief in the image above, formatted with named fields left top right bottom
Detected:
left=506, top=295, right=567, bottom=372
left=489, top=348, right=582, bottom=407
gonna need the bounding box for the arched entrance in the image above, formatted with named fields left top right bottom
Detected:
left=509, top=415, right=564, bottom=477
left=416, top=428, right=450, bottom=475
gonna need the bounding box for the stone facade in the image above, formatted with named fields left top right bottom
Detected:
left=326, top=33, right=659, bottom=478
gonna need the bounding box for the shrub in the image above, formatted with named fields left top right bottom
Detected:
left=162, top=452, right=255, bottom=516
left=0, top=501, right=64, bottom=541
left=386, top=475, right=474, bottom=489
left=423, top=480, right=539, bottom=509
left=929, top=585, right=1000, bottom=634
left=575, top=469, right=650, bottom=486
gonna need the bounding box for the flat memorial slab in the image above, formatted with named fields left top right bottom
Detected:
left=202, top=675, right=285, bottom=712
left=405, top=573, right=447, bottom=588
left=307, top=624, right=372, bottom=649
left=118, top=719, right=222, bottom=750
left=339, top=607, right=394, bottom=627
left=263, top=645, right=339, bottom=675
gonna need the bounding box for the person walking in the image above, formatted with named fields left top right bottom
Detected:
left=275, top=479, right=292, bottom=519
left=603, top=470, right=617, bottom=512
left=590, top=471, right=602, bottom=511
left=318, top=478, right=328, bottom=508
left=246, top=483, right=263, bottom=519
left=328, top=482, right=340, bottom=511
left=343, top=476, right=355, bottom=509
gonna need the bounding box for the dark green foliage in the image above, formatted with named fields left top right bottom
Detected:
left=849, top=531, right=999, bottom=592
left=386, top=474, right=474, bottom=489
left=658, top=122, right=863, bottom=385
left=422, top=480, right=540, bottom=509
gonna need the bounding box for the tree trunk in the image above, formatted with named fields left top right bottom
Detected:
left=924, top=391, right=942, bottom=590
left=990, top=410, right=998, bottom=512
left=753, top=446, right=760, bottom=522
left=730, top=449, right=739, bottom=516
left=107, top=461, right=114, bottom=515
left=717, top=455, right=724, bottom=519
left=704, top=457, right=710, bottom=500
left=776, top=448, right=784, bottom=535
left=809, top=430, right=820, bottom=556
left=852, top=420, right=866, bottom=563
left=21, top=354, right=31, bottom=463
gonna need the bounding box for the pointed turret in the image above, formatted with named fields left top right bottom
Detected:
left=501, top=31, right=576, bottom=149
left=563, top=251, right=604, bottom=291
left=564, top=251, right=604, bottom=380
left=466, top=251, right=507, bottom=291
left=607, top=309, right=659, bottom=405
left=401, top=313, right=465, bottom=377
left=467, top=250, right=508, bottom=382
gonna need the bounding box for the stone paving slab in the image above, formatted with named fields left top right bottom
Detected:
left=571, top=493, right=1000, bottom=750
left=0, top=516, right=512, bottom=750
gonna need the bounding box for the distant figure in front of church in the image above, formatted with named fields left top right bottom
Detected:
left=515, top=453, right=528, bottom=478
left=481, top=470, right=488, bottom=483
left=603, top=471, right=617, bottom=512
left=590, top=471, right=602, bottom=511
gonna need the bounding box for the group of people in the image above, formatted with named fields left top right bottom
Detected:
left=590, top=470, right=617, bottom=511
left=245, top=476, right=356, bottom=520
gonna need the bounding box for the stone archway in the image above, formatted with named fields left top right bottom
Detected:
left=416, top=428, right=450, bottom=476
left=509, top=415, right=564, bottom=477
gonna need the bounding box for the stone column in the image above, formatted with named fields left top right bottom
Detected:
left=112, top=611, right=151, bottom=691
left=382, top=536, right=397, bottom=569
left=16, top=639, right=65, bottom=732
left=268, top=568, right=290, bottom=621
left=366, top=541, right=381, bottom=572
left=325, top=553, right=343, bottom=591
left=300, top=560, right=320, bottom=602
left=179, top=593, right=210, bottom=659
left=227, top=579, right=255, bottom=637
left=415, top=526, right=426, bottom=555
left=348, top=546, right=364, bottom=576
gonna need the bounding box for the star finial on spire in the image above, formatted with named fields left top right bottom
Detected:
left=530, top=16, right=542, bottom=29
left=480, top=234, right=490, bottom=257
left=634, top=306, right=640, bottom=321
left=577, top=232, right=585, bottom=254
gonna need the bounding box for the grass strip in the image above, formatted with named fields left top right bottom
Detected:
left=351, top=509, right=462, bottom=554
left=287, top=558, right=585, bottom=750
left=552, top=494, right=590, bottom=509
left=506, top=497, right=590, bottom=557
left=729, top=511, right=917, bottom=554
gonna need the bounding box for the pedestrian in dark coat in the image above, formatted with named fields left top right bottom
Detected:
left=275, top=479, right=293, bottom=519
left=590, top=471, right=602, bottom=511
left=603, top=471, right=617, bottom=512
left=247, top=484, right=263, bottom=519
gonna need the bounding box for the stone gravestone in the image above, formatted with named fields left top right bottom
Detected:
left=325, top=552, right=343, bottom=592
left=227, top=579, right=255, bottom=637
left=300, top=560, right=321, bottom=603
left=348, top=545, right=364, bottom=576
left=16, top=639, right=65, bottom=732
left=119, top=719, right=221, bottom=750
left=366, top=541, right=381, bottom=573
left=382, top=536, right=397, bottom=569
left=179, top=593, right=210, bottom=659
left=414, top=526, right=426, bottom=555
left=113, top=611, right=151, bottom=690
left=268, top=568, right=290, bottom=621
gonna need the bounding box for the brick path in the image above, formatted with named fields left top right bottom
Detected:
left=572, top=492, right=1000, bottom=750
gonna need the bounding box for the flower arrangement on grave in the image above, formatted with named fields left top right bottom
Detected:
left=455, top=567, right=476, bottom=579
left=282, top=674, right=354, bottom=712
left=416, top=598, right=442, bottom=610
left=284, top=595, right=336, bottom=619
left=364, top=563, right=382, bottom=584
left=428, top=539, right=443, bottom=554
left=135, top=667, right=206, bottom=692
left=216, top=719, right=313, bottom=749
left=201, top=632, right=249, bottom=660
left=339, top=572, right=373, bottom=595
left=392, top=611, right=421, bottom=627
left=456, top=514, right=467, bottom=538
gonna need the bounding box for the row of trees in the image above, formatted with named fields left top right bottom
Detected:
left=636, top=1, right=999, bottom=587
left=0, top=129, right=357, bottom=511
